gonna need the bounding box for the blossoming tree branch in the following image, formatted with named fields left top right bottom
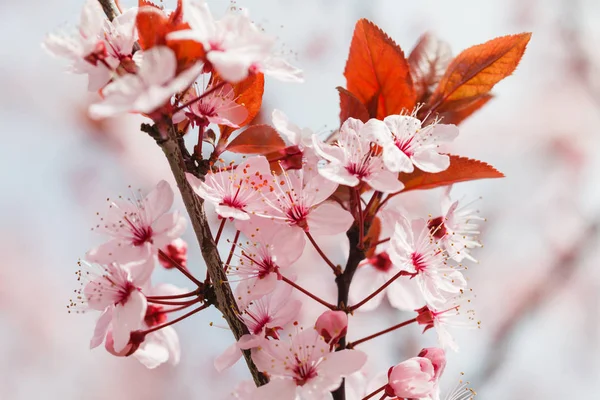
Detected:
left=46, top=0, right=530, bottom=398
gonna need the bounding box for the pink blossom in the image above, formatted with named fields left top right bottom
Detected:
left=388, top=218, right=467, bottom=305
left=374, top=115, right=459, bottom=173
left=79, top=259, right=152, bottom=353
left=312, top=118, right=404, bottom=192
left=44, top=0, right=138, bottom=91
left=186, top=156, right=272, bottom=220
left=158, top=238, right=188, bottom=270
left=349, top=251, right=423, bottom=312
left=255, top=166, right=353, bottom=251
left=87, top=180, right=186, bottom=264
left=416, top=295, right=479, bottom=352
left=229, top=218, right=303, bottom=299
left=315, top=310, right=348, bottom=346
left=89, top=46, right=204, bottom=118
left=251, top=329, right=367, bottom=399
left=385, top=357, right=436, bottom=399
left=429, top=190, right=484, bottom=263
left=271, top=109, right=317, bottom=170
left=418, top=348, right=446, bottom=400
left=214, top=283, right=301, bottom=372
left=175, top=80, right=248, bottom=128
left=168, top=0, right=302, bottom=83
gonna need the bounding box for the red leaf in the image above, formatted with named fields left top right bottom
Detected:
left=437, top=94, right=493, bottom=125
left=427, top=33, right=531, bottom=113
left=217, top=73, right=265, bottom=142
left=344, top=19, right=416, bottom=119
left=226, top=125, right=286, bottom=154
left=136, top=7, right=170, bottom=50
left=408, top=33, right=452, bottom=102
left=338, top=87, right=369, bottom=124
left=399, top=155, right=504, bottom=192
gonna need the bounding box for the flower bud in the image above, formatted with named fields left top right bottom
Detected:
left=159, top=238, right=188, bottom=270
left=315, top=310, right=348, bottom=345
left=385, top=357, right=435, bottom=398
left=418, top=347, right=446, bottom=381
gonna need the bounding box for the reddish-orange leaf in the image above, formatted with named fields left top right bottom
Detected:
left=338, top=87, right=369, bottom=124
left=218, top=73, right=265, bottom=142
left=226, top=125, right=286, bottom=154
left=364, top=217, right=382, bottom=258
left=428, top=33, right=531, bottom=112
left=437, top=94, right=493, bottom=125
left=136, top=7, right=170, bottom=50
left=344, top=19, right=416, bottom=119
left=408, top=33, right=452, bottom=102
left=399, top=155, right=504, bottom=192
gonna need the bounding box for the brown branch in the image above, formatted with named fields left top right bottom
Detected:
left=97, top=0, right=119, bottom=21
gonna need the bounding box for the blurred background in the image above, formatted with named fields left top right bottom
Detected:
left=1, top=0, right=600, bottom=398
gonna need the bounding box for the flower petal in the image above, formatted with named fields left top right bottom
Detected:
left=112, top=290, right=146, bottom=352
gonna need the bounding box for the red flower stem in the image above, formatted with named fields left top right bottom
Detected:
left=146, top=288, right=201, bottom=300
left=195, top=124, right=205, bottom=158
left=142, top=303, right=210, bottom=335
left=378, top=394, right=387, bottom=400
left=361, top=385, right=386, bottom=400
left=147, top=298, right=202, bottom=306
left=354, top=189, right=365, bottom=250
left=348, top=270, right=412, bottom=312
left=158, top=249, right=204, bottom=287
left=214, top=218, right=226, bottom=245
left=281, top=276, right=336, bottom=310
left=347, top=317, right=418, bottom=349
left=224, top=230, right=241, bottom=271
left=305, top=231, right=341, bottom=276
left=373, top=237, right=390, bottom=246
left=173, top=81, right=227, bottom=113
left=376, top=190, right=402, bottom=214
left=163, top=299, right=203, bottom=313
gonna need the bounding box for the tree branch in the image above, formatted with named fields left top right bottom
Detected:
left=97, top=0, right=119, bottom=21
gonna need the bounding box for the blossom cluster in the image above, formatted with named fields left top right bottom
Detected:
left=50, top=0, right=530, bottom=399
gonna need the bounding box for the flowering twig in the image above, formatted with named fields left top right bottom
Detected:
left=362, top=385, right=386, bottom=400
left=158, top=249, right=204, bottom=287
left=224, top=230, right=241, bottom=271
left=281, top=276, right=337, bottom=310
left=347, top=317, right=418, bottom=349
left=97, top=0, right=119, bottom=21
left=348, top=270, right=413, bottom=312
left=142, top=303, right=211, bottom=335
left=173, top=81, right=228, bottom=113
left=214, top=218, right=226, bottom=245
left=146, top=287, right=202, bottom=300
left=306, top=231, right=342, bottom=275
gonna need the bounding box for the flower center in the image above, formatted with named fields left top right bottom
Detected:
left=286, top=203, right=309, bottom=230
left=117, top=281, right=136, bottom=306
left=293, top=359, right=318, bottom=386
left=221, top=186, right=246, bottom=210
left=428, top=216, right=447, bottom=239
left=411, top=252, right=427, bottom=272
left=394, top=135, right=416, bottom=156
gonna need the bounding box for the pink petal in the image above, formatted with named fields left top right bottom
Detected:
left=215, top=204, right=250, bottom=220
left=272, top=109, right=301, bottom=144
left=308, top=202, right=354, bottom=236
left=138, top=46, right=176, bottom=86
left=365, top=170, right=404, bottom=193
left=90, top=307, right=113, bottom=349
left=112, top=290, right=146, bottom=352
left=319, top=349, right=367, bottom=378
left=145, top=180, right=174, bottom=222
left=431, top=123, right=459, bottom=142
left=127, top=258, right=155, bottom=286
left=261, top=57, right=304, bottom=83
left=133, top=341, right=170, bottom=369
left=387, top=278, right=423, bottom=311
left=207, top=50, right=250, bottom=83
left=318, top=164, right=361, bottom=187
left=153, top=211, right=187, bottom=247
left=348, top=266, right=388, bottom=312
left=252, top=379, right=297, bottom=400
left=411, top=150, right=450, bottom=173
left=383, top=144, right=414, bottom=173
left=85, top=238, right=123, bottom=264
left=215, top=341, right=243, bottom=372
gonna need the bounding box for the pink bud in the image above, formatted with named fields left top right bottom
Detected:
left=159, top=238, right=188, bottom=270
left=315, top=310, right=348, bottom=345
left=104, top=330, right=145, bottom=358
left=418, top=347, right=446, bottom=381
left=385, top=357, right=436, bottom=398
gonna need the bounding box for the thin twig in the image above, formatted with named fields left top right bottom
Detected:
left=281, top=276, right=337, bottom=310
left=306, top=231, right=341, bottom=275
left=347, top=318, right=417, bottom=349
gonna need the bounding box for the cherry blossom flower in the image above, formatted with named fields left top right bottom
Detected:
left=158, top=238, right=188, bottom=270
left=214, top=283, right=301, bottom=372
left=349, top=251, right=423, bottom=312
left=86, top=180, right=186, bottom=264
left=251, top=328, right=367, bottom=399
left=385, top=357, right=436, bottom=399
left=186, top=156, right=272, bottom=220
left=315, top=310, right=347, bottom=346
left=89, top=46, right=204, bottom=119
left=44, top=0, right=138, bottom=91
left=168, top=0, right=302, bottom=83
left=75, top=259, right=152, bottom=353
left=228, top=218, right=303, bottom=299
left=388, top=218, right=467, bottom=305
left=416, top=295, right=479, bottom=352
left=270, top=109, right=317, bottom=170
left=255, top=166, right=353, bottom=252
left=374, top=115, right=459, bottom=173
left=175, top=80, right=248, bottom=128
left=429, top=190, right=484, bottom=263
left=312, top=118, right=404, bottom=192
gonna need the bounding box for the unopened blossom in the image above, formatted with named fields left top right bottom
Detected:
left=89, top=46, right=204, bottom=119
left=385, top=357, right=436, bottom=399
left=418, top=348, right=446, bottom=400
left=87, top=180, right=186, bottom=265
left=168, top=0, right=302, bottom=83
left=158, top=238, right=188, bottom=270
left=214, top=283, right=301, bottom=372
left=252, top=328, right=367, bottom=400
left=312, top=118, right=404, bottom=192
left=176, top=80, right=248, bottom=128
left=315, top=310, right=347, bottom=346
left=44, top=0, right=138, bottom=91
left=416, top=295, right=479, bottom=352
left=429, top=190, right=484, bottom=263
left=229, top=219, right=303, bottom=299
left=388, top=218, right=467, bottom=305
left=76, top=259, right=152, bottom=353
left=349, top=251, right=423, bottom=312
left=255, top=166, right=353, bottom=251
left=186, top=156, right=272, bottom=220
left=374, top=114, right=459, bottom=173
